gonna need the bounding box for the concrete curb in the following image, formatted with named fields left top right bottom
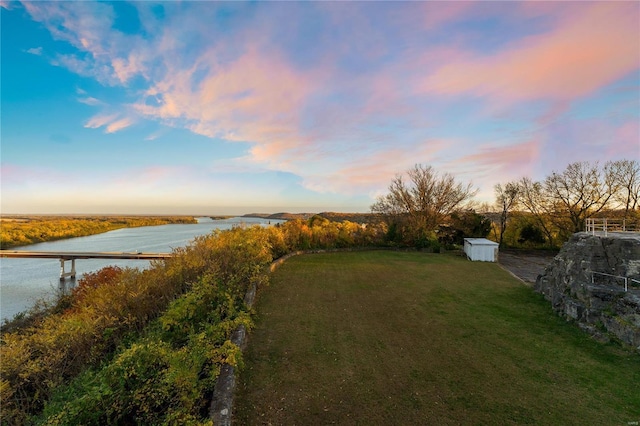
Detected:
left=497, top=264, right=531, bottom=286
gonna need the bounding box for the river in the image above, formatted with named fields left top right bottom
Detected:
left=0, top=217, right=281, bottom=322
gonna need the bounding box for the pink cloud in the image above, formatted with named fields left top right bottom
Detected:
left=77, top=96, right=102, bottom=106
left=85, top=113, right=134, bottom=133
left=22, top=1, right=150, bottom=86
left=302, top=139, right=452, bottom=195
left=420, top=1, right=474, bottom=29
left=135, top=44, right=321, bottom=160
left=109, top=166, right=185, bottom=191
left=421, top=3, right=639, bottom=104
left=452, top=140, right=540, bottom=181
left=0, top=164, right=26, bottom=183
left=144, top=128, right=169, bottom=141
left=112, top=54, right=147, bottom=84
left=0, top=164, right=71, bottom=190
left=22, top=2, right=114, bottom=54
left=84, top=113, right=119, bottom=129
left=105, top=117, right=135, bottom=133
left=523, top=116, right=639, bottom=178
left=612, top=121, right=640, bottom=159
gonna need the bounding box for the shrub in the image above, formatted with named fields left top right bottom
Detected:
left=37, top=271, right=254, bottom=425
left=518, top=223, right=546, bottom=246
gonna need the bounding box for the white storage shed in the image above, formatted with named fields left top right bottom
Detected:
left=463, top=238, right=499, bottom=262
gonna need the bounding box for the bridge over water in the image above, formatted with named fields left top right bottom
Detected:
left=0, top=250, right=173, bottom=281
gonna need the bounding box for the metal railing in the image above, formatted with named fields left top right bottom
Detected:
left=585, top=218, right=640, bottom=236
left=591, top=271, right=640, bottom=292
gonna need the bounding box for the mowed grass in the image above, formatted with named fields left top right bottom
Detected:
left=235, top=251, right=640, bottom=425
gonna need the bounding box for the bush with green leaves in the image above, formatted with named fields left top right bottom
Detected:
left=39, top=273, right=250, bottom=425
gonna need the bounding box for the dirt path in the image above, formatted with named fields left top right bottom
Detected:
left=498, top=250, right=557, bottom=285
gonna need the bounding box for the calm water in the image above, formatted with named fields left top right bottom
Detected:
left=0, top=217, right=281, bottom=321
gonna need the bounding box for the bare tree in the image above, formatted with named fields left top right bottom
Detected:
left=494, top=182, right=519, bottom=248
left=371, top=164, right=477, bottom=243
left=606, top=159, right=640, bottom=215
left=544, top=161, right=618, bottom=233
left=517, top=177, right=556, bottom=246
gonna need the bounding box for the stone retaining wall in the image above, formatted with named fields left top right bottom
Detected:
left=209, top=250, right=307, bottom=425
left=535, top=232, right=640, bottom=351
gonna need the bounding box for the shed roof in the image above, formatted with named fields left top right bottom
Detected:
left=463, top=238, right=499, bottom=246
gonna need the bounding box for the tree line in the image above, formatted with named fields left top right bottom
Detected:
left=371, top=159, right=639, bottom=249
left=0, top=216, right=197, bottom=249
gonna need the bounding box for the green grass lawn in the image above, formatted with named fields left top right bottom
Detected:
left=235, top=251, right=640, bottom=425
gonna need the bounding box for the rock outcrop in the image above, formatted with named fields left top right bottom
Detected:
left=535, top=232, right=640, bottom=351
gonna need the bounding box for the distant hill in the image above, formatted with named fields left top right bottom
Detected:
left=242, top=212, right=315, bottom=220
left=242, top=212, right=377, bottom=224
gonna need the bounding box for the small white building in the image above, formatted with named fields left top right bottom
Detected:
left=463, top=238, right=499, bottom=262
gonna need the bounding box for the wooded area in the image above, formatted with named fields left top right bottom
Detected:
left=372, top=159, right=639, bottom=249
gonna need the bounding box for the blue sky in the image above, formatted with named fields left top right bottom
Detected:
left=1, top=1, right=638, bottom=215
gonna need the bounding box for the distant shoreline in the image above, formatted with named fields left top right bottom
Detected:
left=241, top=212, right=314, bottom=220
left=241, top=212, right=375, bottom=223
left=0, top=216, right=198, bottom=250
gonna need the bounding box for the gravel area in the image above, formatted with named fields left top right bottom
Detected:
left=498, top=250, right=557, bottom=285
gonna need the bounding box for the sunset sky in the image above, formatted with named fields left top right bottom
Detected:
left=2, top=1, right=639, bottom=215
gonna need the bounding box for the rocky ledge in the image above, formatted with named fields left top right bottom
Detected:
left=535, top=232, right=640, bottom=351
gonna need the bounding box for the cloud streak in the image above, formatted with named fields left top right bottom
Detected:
left=77, top=96, right=102, bottom=106
left=25, top=46, right=42, bottom=55
left=420, top=3, right=639, bottom=104
left=85, top=113, right=134, bottom=133
left=105, top=117, right=135, bottom=134
left=454, top=140, right=540, bottom=178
